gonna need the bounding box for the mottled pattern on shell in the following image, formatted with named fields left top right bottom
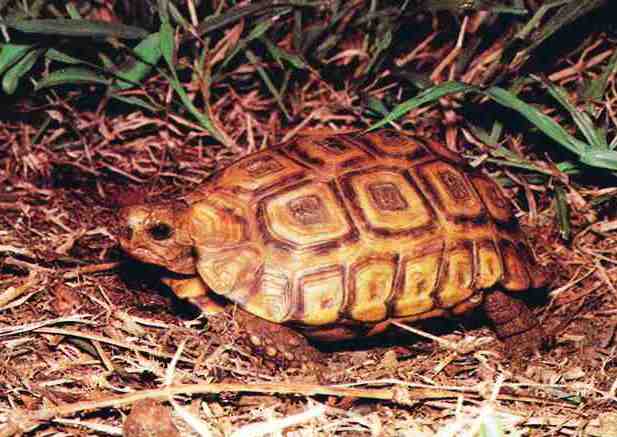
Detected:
left=188, top=131, right=549, bottom=341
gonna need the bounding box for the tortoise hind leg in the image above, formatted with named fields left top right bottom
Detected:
left=232, top=308, right=323, bottom=370
left=483, top=290, right=546, bottom=355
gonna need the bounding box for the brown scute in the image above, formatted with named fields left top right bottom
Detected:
left=435, top=242, right=475, bottom=308
left=499, top=239, right=531, bottom=291
left=359, top=130, right=433, bottom=163
left=294, top=265, right=346, bottom=325
left=347, top=254, right=398, bottom=322
left=339, top=166, right=438, bottom=238
left=255, top=179, right=360, bottom=253
left=470, top=174, right=514, bottom=223
left=413, top=160, right=485, bottom=221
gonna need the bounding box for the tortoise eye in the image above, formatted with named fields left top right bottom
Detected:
left=148, top=223, right=174, bottom=241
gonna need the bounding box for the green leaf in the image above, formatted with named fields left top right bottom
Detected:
left=2, top=18, right=148, bottom=39
left=2, top=48, right=42, bottom=94
left=35, top=67, right=109, bottom=90
left=109, top=93, right=161, bottom=112
left=538, top=76, right=608, bottom=149
left=246, top=49, right=291, bottom=120
left=579, top=149, right=617, bottom=171
left=159, top=22, right=175, bottom=70
left=367, top=81, right=469, bottom=130
left=113, top=32, right=163, bottom=90
left=45, top=48, right=86, bottom=65
left=482, top=86, right=590, bottom=155
left=262, top=38, right=307, bottom=69
left=0, top=44, right=32, bottom=76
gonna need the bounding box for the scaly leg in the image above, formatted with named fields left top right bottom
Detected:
left=483, top=289, right=546, bottom=355
left=232, top=308, right=323, bottom=370
left=162, top=276, right=226, bottom=315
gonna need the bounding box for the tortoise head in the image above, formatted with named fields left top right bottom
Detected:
left=119, top=202, right=196, bottom=274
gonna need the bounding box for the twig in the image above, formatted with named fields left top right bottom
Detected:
left=31, top=327, right=196, bottom=364
left=62, top=261, right=121, bottom=278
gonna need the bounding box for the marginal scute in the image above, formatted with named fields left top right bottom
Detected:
left=391, top=250, right=441, bottom=317
left=349, top=256, right=396, bottom=322
left=438, top=244, right=475, bottom=307
left=475, top=240, right=503, bottom=288
left=295, top=266, right=345, bottom=325
left=499, top=239, right=531, bottom=291
left=243, top=268, right=292, bottom=323
left=362, top=130, right=430, bottom=162
left=283, top=135, right=373, bottom=173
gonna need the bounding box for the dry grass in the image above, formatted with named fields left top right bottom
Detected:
left=1, top=1, right=617, bottom=436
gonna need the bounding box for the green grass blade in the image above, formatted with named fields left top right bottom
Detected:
left=367, top=81, right=469, bottom=131
left=2, top=48, right=42, bottom=94
left=65, top=3, right=82, bottom=19
left=2, top=18, right=148, bottom=39
left=159, top=22, right=175, bottom=69
left=262, top=38, right=307, bottom=69
left=585, top=47, right=617, bottom=102
left=45, top=48, right=86, bottom=65
left=156, top=23, right=226, bottom=145
left=219, top=20, right=273, bottom=71
left=35, top=67, right=110, bottom=90
left=368, top=81, right=617, bottom=170
left=113, top=32, right=163, bottom=90
left=246, top=49, right=291, bottom=120
left=412, top=0, right=527, bottom=14
left=481, top=86, right=589, bottom=155
left=193, top=2, right=292, bottom=37
left=538, top=76, right=608, bottom=149
left=579, top=149, right=617, bottom=171
left=0, top=44, right=32, bottom=76
left=109, top=94, right=162, bottom=112
left=526, top=0, right=606, bottom=53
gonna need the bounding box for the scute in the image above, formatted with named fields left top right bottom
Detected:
left=340, top=168, right=436, bottom=237
left=256, top=180, right=358, bottom=252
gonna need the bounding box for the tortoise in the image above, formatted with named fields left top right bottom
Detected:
left=119, top=130, right=550, bottom=367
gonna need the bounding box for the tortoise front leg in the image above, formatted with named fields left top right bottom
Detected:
left=232, top=308, right=323, bottom=370
left=162, top=276, right=226, bottom=315
left=483, top=290, right=546, bottom=354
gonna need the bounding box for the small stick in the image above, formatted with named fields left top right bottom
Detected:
left=31, top=327, right=196, bottom=364
left=62, top=262, right=121, bottom=278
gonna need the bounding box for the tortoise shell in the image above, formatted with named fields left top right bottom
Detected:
left=162, top=130, right=549, bottom=341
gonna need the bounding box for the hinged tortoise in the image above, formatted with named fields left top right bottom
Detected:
left=119, top=130, right=550, bottom=367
